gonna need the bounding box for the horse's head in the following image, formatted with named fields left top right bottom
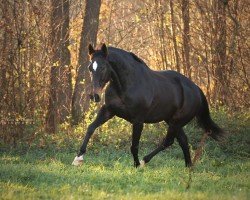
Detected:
left=88, top=43, right=111, bottom=102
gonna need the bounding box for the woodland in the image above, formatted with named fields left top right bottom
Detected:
left=0, top=0, right=249, bottom=199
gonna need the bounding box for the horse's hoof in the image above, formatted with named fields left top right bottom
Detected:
left=72, top=155, right=83, bottom=166
left=139, top=160, right=145, bottom=168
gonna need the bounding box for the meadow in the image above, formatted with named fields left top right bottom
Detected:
left=0, top=110, right=249, bottom=200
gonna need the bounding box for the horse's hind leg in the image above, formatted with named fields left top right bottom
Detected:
left=131, top=123, right=143, bottom=167
left=141, top=126, right=176, bottom=166
left=176, top=128, right=192, bottom=167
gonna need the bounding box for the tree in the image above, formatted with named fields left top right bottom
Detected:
left=71, top=0, right=101, bottom=125
left=0, top=0, right=249, bottom=144
left=170, top=0, right=180, bottom=72
left=46, top=0, right=72, bottom=133
left=212, top=0, right=228, bottom=106
left=182, top=0, right=191, bottom=78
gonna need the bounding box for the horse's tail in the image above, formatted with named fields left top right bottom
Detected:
left=196, top=89, right=224, bottom=141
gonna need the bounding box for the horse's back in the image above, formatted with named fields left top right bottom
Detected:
left=157, top=70, right=198, bottom=87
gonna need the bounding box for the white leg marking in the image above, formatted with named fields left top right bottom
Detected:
left=139, top=160, right=145, bottom=168
left=72, top=155, right=84, bottom=166
left=93, top=61, right=98, bottom=71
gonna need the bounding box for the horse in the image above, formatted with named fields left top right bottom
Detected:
left=72, top=43, right=223, bottom=167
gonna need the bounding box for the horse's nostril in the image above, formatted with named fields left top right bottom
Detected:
left=93, top=94, right=100, bottom=102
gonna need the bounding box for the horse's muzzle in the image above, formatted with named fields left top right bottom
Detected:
left=89, top=94, right=101, bottom=102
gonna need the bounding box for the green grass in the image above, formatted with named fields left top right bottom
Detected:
left=0, top=111, right=250, bottom=199
left=0, top=145, right=249, bottom=199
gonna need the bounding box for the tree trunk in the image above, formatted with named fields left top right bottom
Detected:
left=170, top=0, right=180, bottom=72
left=46, top=67, right=58, bottom=133
left=46, top=0, right=72, bottom=133
left=0, top=1, right=9, bottom=111
left=71, top=0, right=101, bottom=125
left=212, top=0, right=228, bottom=106
left=155, top=0, right=168, bottom=70
left=182, top=0, right=191, bottom=78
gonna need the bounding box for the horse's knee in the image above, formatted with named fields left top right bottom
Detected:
left=163, top=137, right=175, bottom=148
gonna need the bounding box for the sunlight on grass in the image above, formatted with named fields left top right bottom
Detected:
left=1, top=148, right=249, bottom=200
left=0, top=155, right=20, bottom=163
left=0, top=111, right=249, bottom=200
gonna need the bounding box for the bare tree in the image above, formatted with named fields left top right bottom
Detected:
left=46, top=0, right=72, bottom=133
left=212, top=0, right=228, bottom=106
left=71, top=0, right=101, bottom=125
left=170, top=0, right=180, bottom=72
left=182, top=0, right=191, bottom=78
left=0, top=0, right=249, bottom=143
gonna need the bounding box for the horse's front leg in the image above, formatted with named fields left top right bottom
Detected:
left=72, top=105, right=114, bottom=166
left=131, top=123, right=143, bottom=167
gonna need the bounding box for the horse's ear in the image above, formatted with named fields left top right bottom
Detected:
left=88, top=44, right=95, bottom=56
left=101, top=43, right=108, bottom=57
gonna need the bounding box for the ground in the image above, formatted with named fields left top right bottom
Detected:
left=0, top=111, right=249, bottom=199
left=0, top=145, right=249, bottom=200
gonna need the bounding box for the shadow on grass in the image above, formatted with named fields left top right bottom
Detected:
left=0, top=144, right=249, bottom=200
left=0, top=150, right=185, bottom=196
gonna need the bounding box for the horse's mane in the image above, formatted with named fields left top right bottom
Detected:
left=108, top=47, right=149, bottom=68
left=129, top=52, right=144, bottom=64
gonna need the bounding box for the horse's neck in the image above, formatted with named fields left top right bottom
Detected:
left=107, top=51, right=152, bottom=96
left=109, top=65, right=123, bottom=95
left=108, top=60, right=133, bottom=92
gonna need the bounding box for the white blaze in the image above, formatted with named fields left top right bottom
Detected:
left=93, top=61, right=98, bottom=71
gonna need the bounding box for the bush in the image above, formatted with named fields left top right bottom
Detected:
left=0, top=106, right=249, bottom=160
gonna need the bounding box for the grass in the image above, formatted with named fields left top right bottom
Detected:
left=0, top=110, right=249, bottom=199
left=0, top=146, right=249, bottom=199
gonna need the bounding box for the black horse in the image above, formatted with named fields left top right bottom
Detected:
left=72, top=43, right=223, bottom=167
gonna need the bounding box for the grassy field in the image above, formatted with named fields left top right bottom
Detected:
left=0, top=111, right=249, bottom=199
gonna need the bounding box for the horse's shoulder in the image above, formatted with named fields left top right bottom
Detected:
left=104, top=84, right=122, bottom=105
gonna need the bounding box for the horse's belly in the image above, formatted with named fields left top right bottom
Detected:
left=144, top=113, right=174, bottom=123
left=112, top=107, right=131, bottom=121
left=144, top=103, right=177, bottom=123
